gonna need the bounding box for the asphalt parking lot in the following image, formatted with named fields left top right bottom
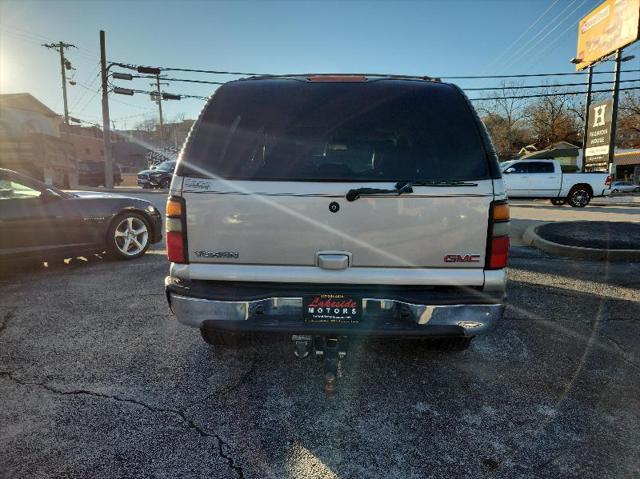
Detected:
left=1, top=196, right=639, bottom=479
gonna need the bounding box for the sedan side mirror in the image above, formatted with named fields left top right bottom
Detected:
left=42, top=189, right=63, bottom=202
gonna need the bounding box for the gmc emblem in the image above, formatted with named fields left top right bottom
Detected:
left=444, top=254, right=481, bottom=263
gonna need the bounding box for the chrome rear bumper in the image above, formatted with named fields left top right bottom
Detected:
left=167, top=293, right=504, bottom=337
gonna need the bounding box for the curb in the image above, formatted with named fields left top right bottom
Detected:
left=591, top=201, right=640, bottom=207
left=522, top=223, right=640, bottom=262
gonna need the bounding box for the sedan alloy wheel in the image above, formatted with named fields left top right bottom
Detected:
left=112, top=215, right=149, bottom=259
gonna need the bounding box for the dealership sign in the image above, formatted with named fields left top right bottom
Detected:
left=576, top=0, right=640, bottom=70
left=584, top=99, right=614, bottom=169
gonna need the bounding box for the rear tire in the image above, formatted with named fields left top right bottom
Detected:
left=567, top=186, right=592, bottom=207
left=550, top=198, right=566, bottom=206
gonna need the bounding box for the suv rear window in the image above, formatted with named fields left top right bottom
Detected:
left=179, top=79, right=491, bottom=182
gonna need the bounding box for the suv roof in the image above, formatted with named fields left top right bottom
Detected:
left=242, top=73, right=443, bottom=83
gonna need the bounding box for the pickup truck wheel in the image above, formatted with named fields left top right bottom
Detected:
left=568, top=187, right=592, bottom=208
left=429, top=337, right=472, bottom=351
left=550, top=198, right=566, bottom=206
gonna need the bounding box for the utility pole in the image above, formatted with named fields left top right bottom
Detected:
left=152, top=75, right=168, bottom=149
left=99, top=30, right=114, bottom=189
left=580, top=65, right=593, bottom=173
left=43, top=41, right=75, bottom=126
left=608, top=48, right=622, bottom=177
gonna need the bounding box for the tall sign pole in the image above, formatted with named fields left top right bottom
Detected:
left=607, top=49, right=622, bottom=176
left=100, top=30, right=114, bottom=189
left=575, top=0, right=639, bottom=174
left=580, top=65, right=593, bottom=172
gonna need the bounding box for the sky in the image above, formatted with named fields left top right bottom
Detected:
left=0, top=0, right=638, bottom=129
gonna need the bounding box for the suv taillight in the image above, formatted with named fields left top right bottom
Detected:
left=166, top=196, right=187, bottom=263
left=487, top=200, right=510, bottom=269
left=605, top=175, right=612, bottom=188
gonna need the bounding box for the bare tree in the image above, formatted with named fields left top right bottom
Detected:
left=525, top=86, right=581, bottom=147
left=477, top=82, right=531, bottom=160
left=134, top=117, right=159, bottom=133
left=617, top=92, right=640, bottom=148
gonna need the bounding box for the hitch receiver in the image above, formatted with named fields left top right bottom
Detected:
left=291, top=335, right=349, bottom=395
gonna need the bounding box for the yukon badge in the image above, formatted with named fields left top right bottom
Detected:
left=444, top=254, right=480, bottom=263
left=195, top=251, right=239, bottom=259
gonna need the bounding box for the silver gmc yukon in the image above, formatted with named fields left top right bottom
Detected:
left=165, top=74, right=509, bottom=382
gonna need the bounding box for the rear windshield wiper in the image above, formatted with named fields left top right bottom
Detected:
left=346, top=186, right=405, bottom=202
left=346, top=180, right=478, bottom=202
left=395, top=180, right=479, bottom=189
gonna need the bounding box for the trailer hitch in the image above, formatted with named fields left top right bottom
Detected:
left=292, top=335, right=348, bottom=396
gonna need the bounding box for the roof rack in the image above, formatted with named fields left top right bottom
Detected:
left=244, top=73, right=442, bottom=82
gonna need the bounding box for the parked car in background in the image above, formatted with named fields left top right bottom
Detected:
left=165, top=75, right=508, bottom=365
left=610, top=180, right=640, bottom=193
left=137, top=160, right=176, bottom=189
left=500, top=159, right=611, bottom=207
left=0, top=168, right=162, bottom=265
left=78, top=160, right=122, bottom=187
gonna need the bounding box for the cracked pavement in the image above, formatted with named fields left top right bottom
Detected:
left=1, top=246, right=639, bottom=478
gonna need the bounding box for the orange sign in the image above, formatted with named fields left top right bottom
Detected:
left=576, top=0, right=640, bottom=70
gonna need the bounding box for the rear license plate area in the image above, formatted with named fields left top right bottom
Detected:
left=303, top=294, right=362, bottom=323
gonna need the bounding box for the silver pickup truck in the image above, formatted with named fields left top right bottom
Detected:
left=164, top=74, right=509, bottom=386
left=501, top=159, right=611, bottom=207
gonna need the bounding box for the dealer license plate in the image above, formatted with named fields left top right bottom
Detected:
left=303, top=294, right=362, bottom=323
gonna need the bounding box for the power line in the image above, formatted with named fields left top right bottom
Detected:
left=126, top=74, right=225, bottom=85
left=469, top=85, right=640, bottom=101
left=123, top=72, right=640, bottom=91
left=482, top=0, right=562, bottom=75
left=464, top=77, right=640, bottom=91
left=110, top=60, right=640, bottom=81
left=69, top=63, right=101, bottom=112
left=518, top=1, right=593, bottom=73
left=497, top=0, right=583, bottom=73
left=442, top=69, right=640, bottom=80
left=111, top=62, right=264, bottom=76
left=0, top=24, right=97, bottom=63
left=109, top=83, right=209, bottom=100
left=73, top=87, right=101, bottom=116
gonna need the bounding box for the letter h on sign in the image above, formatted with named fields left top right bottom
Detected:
left=592, top=104, right=607, bottom=128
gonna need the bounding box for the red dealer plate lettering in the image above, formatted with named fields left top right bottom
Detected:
left=303, top=294, right=362, bottom=323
